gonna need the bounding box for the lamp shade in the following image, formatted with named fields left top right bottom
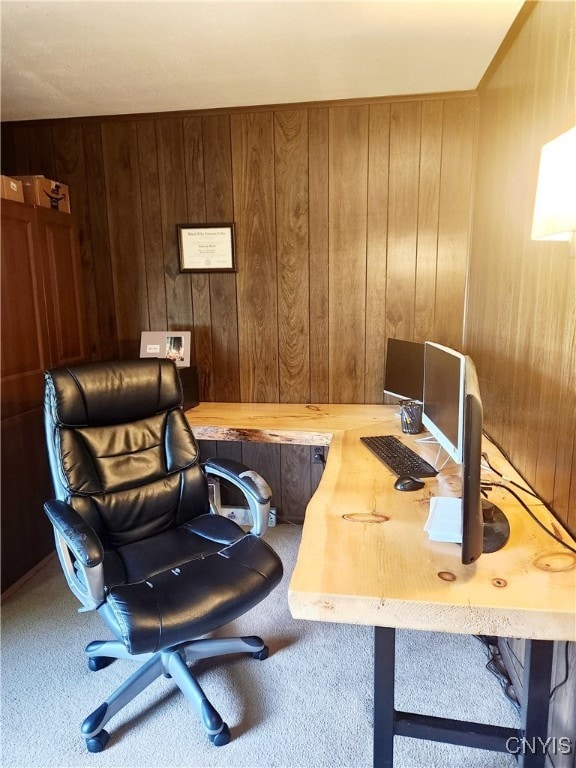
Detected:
left=531, top=126, right=576, bottom=241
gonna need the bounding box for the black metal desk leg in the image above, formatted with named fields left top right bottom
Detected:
left=517, top=639, right=554, bottom=768
left=374, top=626, right=396, bottom=768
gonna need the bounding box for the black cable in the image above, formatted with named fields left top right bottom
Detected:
left=481, top=481, right=576, bottom=555
left=481, top=446, right=540, bottom=499
left=549, top=641, right=572, bottom=700
left=474, top=635, right=520, bottom=711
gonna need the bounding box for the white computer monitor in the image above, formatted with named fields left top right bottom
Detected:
left=422, top=341, right=465, bottom=464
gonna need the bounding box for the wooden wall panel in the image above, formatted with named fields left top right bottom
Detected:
left=183, top=117, right=213, bottom=399
left=202, top=114, right=240, bottom=402
left=329, top=105, right=369, bottom=403
left=386, top=102, right=421, bottom=345
left=81, top=122, right=118, bottom=360
left=435, top=97, right=476, bottom=349
left=415, top=100, right=442, bottom=342
left=136, top=120, right=168, bottom=331
left=275, top=110, right=310, bottom=403
left=308, top=107, right=330, bottom=403
left=156, top=118, right=194, bottom=333
left=100, top=121, right=149, bottom=357
left=231, top=112, right=279, bottom=402
left=50, top=123, right=100, bottom=360
left=468, top=0, right=575, bottom=531
left=467, top=6, right=576, bottom=752
left=19, top=124, right=56, bottom=177
left=366, top=104, right=390, bottom=403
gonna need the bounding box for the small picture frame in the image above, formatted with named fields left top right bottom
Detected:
left=139, top=331, right=191, bottom=368
left=177, top=223, right=236, bottom=273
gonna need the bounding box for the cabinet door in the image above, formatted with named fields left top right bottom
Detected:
left=1, top=202, right=89, bottom=592
left=1, top=201, right=54, bottom=590
left=1, top=200, right=50, bottom=419
left=1, top=412, right=54, bottom=589
left=36, top=206, right=89, bottom=367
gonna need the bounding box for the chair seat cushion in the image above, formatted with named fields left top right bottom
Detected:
left=100, top=515, right=283, bottom=655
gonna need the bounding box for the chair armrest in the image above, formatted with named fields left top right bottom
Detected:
left=203, top=457, right=272, bottom=536
left=44, top=499, right=104, bottom=566
left=44, top=499, right=105, bottom=610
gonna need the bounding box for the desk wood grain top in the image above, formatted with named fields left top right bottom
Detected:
left=187, top=401, right=388, bottom=445
left=186, top=403, right=576, bottom=641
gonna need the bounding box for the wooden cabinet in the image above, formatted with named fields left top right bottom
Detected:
left=1, top=199, right=89, bottom=591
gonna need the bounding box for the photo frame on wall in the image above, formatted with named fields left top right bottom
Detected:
left=139, top=331, right=191, bottom=368
left=177, top=223, right=236, bottom=273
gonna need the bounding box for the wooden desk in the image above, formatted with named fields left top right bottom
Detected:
left=187, top=403, right=576, bottom=767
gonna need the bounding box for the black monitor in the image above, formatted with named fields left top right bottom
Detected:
left=422, top=342, right=509, bottom=564
left=461, top=356, right=510, bottom=564
left=383, top=338, right=424, bottom=402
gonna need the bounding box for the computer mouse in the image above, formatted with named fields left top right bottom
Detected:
left=394, top=475, right=425, bottom=492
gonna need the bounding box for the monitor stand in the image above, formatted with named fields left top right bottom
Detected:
left=415, top=436, right=455, bottom=472
left=481, top=499, right=510, bottom=553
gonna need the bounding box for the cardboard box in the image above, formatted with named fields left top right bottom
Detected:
left=15, top=175, right=71, bottom=213
left=0, top=175, right=24, bottom=203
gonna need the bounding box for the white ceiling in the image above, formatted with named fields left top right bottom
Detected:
left=1, top=0, right=524, bottom=122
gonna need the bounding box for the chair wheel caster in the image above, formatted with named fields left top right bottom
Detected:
left=86, top=729, right=110, bottom=752
left=88, top=656, right=115, bottom=671
left=209, top=724, right=231, bottom=746
left=252, top=645, right=269, bottom=660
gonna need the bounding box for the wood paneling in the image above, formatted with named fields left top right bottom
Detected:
left=81, top=122, right=118, bottom=360
left=231, top=111, right=279, bottom=402
left=156, top=118, right=194, bottom=333
left=469, top=4, right=575, bottom=756
left=308, top=107, right=330, bottom=403
left=2, top=92, right=475, bottom=408
left=468, top=0, right=575, bottom=531
left=366, top=104, right=390, bottom=403
left=386, top=101, right=420, bottom=344
left=101, top=121, right=149, bottom=356
left=435, top=98, right=476, bottom=349
left=329, top=105, right=369, bottom=403
left=137, top=120, right=168, bottom=332
left=201, top=114, right=240, bottom=402
left=415, top=99, right=442, bottom=342
left=2, top=91, right=476, bottom=520
left=275, top=109, right=309, bottom=404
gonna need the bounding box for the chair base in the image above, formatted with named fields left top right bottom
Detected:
left=81, top=635, right=268, bottom=751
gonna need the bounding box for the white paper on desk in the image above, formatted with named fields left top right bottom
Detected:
left=424, top=497, right=462, bottom=543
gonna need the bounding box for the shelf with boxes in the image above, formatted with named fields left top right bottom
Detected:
left=0, top=174, right=70, bottom=213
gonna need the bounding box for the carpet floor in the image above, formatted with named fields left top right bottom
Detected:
left=1, top=524, right=519, bottom=768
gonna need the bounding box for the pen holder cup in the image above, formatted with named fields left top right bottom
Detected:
left=400, top=401, right=423, bottom=434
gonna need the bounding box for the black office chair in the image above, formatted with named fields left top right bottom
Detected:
left=43, top=358, right=283, bottom=752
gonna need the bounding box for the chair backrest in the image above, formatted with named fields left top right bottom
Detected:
left=44, top=359, right=209, bottom=549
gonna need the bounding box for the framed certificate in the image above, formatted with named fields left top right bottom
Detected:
left=177, top=223, right=236, bottom=272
